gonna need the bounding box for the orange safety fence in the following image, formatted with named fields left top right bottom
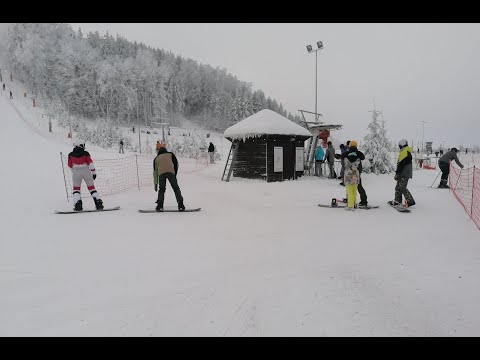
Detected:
left=450, top=164, right=480, bottom=231
left=60, top=153, right=208, bottom=200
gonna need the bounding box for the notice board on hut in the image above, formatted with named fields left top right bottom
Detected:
left=295, top=147, right=304, bottom=171
left=274, top=147, right=283, bottom=172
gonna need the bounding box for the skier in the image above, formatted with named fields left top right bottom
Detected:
left=208, top=142, right=215, bottom=164
left=2, top=83, right=5, bottom=90
left=325, top=141, right=336, bottom=179
left=314, top=144, right=325, bottom=177
left=67, top=143, right=104, bottom=211
left=388, top=139, right=415, bottom=207
left=119, top=139, right=124, bottom=154
left=343, top=140, right=368, bottom=207
left=437, top=147, right=464, bottom=188
left=343, top=141, right=362, bottom=211
left=153, top=143, right=185, bottom=212
left=9, top=91, right=13, bottom=99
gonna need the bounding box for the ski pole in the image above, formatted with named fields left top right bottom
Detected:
left=430, top=170, right=441, bottom=188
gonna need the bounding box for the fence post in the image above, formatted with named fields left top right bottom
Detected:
left=471, top=166, right=476, bottom=217
left=60, top=152, right=69, bottom=202
left=135, top=155, right=140, bottom=191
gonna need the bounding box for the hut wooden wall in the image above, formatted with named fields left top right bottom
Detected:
left=232, top=136, right=267, bottom=180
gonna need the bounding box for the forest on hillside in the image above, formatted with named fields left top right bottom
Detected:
left=2, top=23, right=304, bottom=133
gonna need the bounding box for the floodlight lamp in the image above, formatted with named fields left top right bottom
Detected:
left=306, top=45, right=312, bottom=52
left=317, top=41, right=323, bottom=49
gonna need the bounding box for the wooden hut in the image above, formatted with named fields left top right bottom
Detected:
left=223, top=109, right=312, bottom=182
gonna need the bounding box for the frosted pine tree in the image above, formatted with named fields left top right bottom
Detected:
left=362, top=104, right=394, bottom=174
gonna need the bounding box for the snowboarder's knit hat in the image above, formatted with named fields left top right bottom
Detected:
left=349, top=140, right=358, bottom=147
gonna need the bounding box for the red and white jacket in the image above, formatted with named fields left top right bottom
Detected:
left=67, top=147, right=96, bottom=176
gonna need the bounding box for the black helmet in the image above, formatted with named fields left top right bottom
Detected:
left=451, top=147, right=458, bottom=153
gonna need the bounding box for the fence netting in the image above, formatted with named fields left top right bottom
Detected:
left=450, top=165, right=480, bottom=230
left=60, top=153, right=208, bottom=200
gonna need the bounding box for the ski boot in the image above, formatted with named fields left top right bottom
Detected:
left=178, top=203, right=185, bottom=212
left=94, top=198, right=104, bottom=210
left=156, top=203, right=164, bottom=212
left=74, top=200, right=83, bottom=211
left=387, top=200, right=402, bottom=206
left=331, top=198, right=338, bottom=207
left=438, top=179, right=450, bottom=189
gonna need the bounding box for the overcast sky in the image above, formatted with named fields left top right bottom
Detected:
left=64, top=23, right=480, bottom=147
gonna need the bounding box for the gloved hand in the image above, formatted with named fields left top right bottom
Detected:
left=93, top=174, right=97, bottom=180
left=394, top=173, right=399, bottom=181
left=154, top=184, right=158, bottom=192
left=461, top=165, right=464, bottom=169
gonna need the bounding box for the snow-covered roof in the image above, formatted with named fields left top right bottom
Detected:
left=224, top=109, right=312, bottom=140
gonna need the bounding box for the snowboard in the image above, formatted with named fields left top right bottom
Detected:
left=387, top=202, right=410, bottom=212
left=317, top=204, right=379, bottom=209
left=55, top=206, right=120, bottom=214
left=138, top=208, right=201, bottom=213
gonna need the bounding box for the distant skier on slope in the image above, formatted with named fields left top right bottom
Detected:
left=153, top=142, right=185, bottom=212
left=208, top=142, right=215, bottom=164
left=437, top=147, right=464, bottom=189
left=388, top=139, right=415, bottom=207
left=67, top=143, right=104, bottom=211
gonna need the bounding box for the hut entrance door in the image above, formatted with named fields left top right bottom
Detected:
left=283, top=143, right=295, bottom=180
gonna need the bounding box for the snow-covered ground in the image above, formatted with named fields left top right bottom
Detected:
left=1, top=86, right=480, bottom=337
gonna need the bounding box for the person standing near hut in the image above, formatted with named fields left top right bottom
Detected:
left=338, top=142, right=349, bottom=184
left=325, top=141, right=336, bottom=179
left=314, top=144, right=325, bottom=177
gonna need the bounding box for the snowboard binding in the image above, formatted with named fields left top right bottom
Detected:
left=331, top=198, right=338, bottom=207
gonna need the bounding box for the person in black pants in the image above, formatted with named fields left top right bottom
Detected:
left=153, top=144, right=185, bottom=212
left=437, top=147, right=464, bottom=188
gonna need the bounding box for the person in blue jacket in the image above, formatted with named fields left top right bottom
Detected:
left=314, top=144, right=325, bottom=177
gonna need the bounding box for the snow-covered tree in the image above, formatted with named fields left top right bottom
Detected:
left=362, top=107, right=395, bottom=174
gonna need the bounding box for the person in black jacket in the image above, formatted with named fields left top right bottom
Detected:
left=341, top=141, right=368, bottom=206
left=153, top=144, right=185, bottom=212
left=208, top=142, right=215, bottom=164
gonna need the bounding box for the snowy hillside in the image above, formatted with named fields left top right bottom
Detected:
left=1, top=83, right=480, bottom=336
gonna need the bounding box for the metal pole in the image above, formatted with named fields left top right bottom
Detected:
left=137, top=90, right=141, bottom=154
left=60, top=152, right=69, bottom=202
left=421, top=121, right=425, bottom=154
left=135, top=155, right=140, bottom=191
left=471, top=166, right=475, bottom=216
left=315, top=50, right=317, bottom=123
